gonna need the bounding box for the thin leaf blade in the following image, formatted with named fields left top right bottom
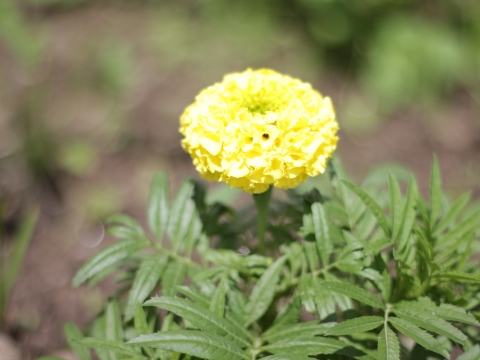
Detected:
left=73, top=239, right=146, bottom=287
left=311, top=202, right=332, bottom=265
left=322, top=282, right=385, bottom=309
left=144, top=296, right=250, bottom=347
left=167, top=179, right=195, bottom=249
left=162, top=261, right=186, bottom=297
left=125, top=255, right=168, bottom=321
left=261, top=355, right=313, bottom=360
left=392, top=303, right=467, bottom=345
left=388, top=174, right=403, bottom=240
left=261, top=337, right=346, bottom=355
left=429, top=156, right=442, bottom=227
left=80, top=337, right=143, bottom=357
left=341, top=180, right=390, bottom=237
left=244, top=256, right=286, bottom=326
left=147, top=172, right=169, bottom=241
left=127, top=331, right=249, bottom=360
left=378, top=326, right=400, bottom=360
left=325, top=316, right=383, bottom=336
left=64, top=322, right=92, bottom=360
left=389, top=317, right=449, bottom=358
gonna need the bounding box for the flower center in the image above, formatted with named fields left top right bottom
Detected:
left=242, top=92, right=282, bottom=115
left=245, top=101, right=276, bottom=115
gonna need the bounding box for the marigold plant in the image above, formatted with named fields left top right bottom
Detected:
left=52, top=71, right=480, bottom=360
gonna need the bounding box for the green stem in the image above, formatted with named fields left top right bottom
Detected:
left=253, top=186, right=273, bottom=256
left=153, top=243, right=198, bottom=268
left=384, top=303, right=391, bottom=328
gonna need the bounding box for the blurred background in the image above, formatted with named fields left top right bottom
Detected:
left=0, top=0, right=479, bottom=358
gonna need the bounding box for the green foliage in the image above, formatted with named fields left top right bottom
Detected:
left=62, top=157, right=480, bottom=360
left=0, top=208, right=38, bottom=329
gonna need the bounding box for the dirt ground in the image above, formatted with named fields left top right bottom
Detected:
left=1, top=4, right=480, bottom=359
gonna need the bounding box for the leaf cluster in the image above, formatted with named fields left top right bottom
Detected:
left=53, top=157, right=480, bottom=360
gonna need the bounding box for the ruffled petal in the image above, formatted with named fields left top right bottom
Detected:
left=179, top=68, right=339, bottom=193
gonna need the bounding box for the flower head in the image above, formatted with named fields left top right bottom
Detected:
left=180, top=69, right=339, bottom=193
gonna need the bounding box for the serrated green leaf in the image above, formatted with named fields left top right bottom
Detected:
left=457, top=345, right=480, bottom=360
left=134, top=303, right=149, bottom=336
left=107, top=225, right=141, bottom=240
left=192, top=266, right=224, bottom=283
left=269, top=296, right=302, bottom=329
left=314, top=280, right=337, bottom=320
left=330, top=158, right=364, bottom=228
left=311, top=202, right=332, bottom=265
left=80, top=337, right=145, bottom=357
left=87, top=262, right=124, bottom=288
left=106, top=214, right=145, bottom=237
left=341, top=231, right=365, bottom=251
left=325, top=316, right=383, bottom=336
left=125, top=255, right=168, bottom=320
left=356, top=208, right=379, bottom=241
left=127, top=331, right=249, bottom=360
left=434, top=303, right=480, bottom=326
left=261, top=355, right=313, bottom=360
left=389, top=317, right=449, bottom=358
left=436, top=211, right=480, bottom=252
left=416, top=196, right=430, bottom=225
left=366, top=237, right=391, bottom=253
left=72, top=239, right=146, bottom=287
left=414, top=227, right=433, bottom=270
left=263, top=321, right=335, bottom=343
left=322, top=282, right=385, bottom=309
left=435, top=271, right=480, bottom=284
left=326, top=280, right=354, bottom=312
left=227, top=286, right=249, bottom=327
left=144, top=296, right=250, bottom=347
left=392, top=304, right=467, bottom=345
left=177, top=285, right=210, bottom=308
left=358, top=268, right=385, bottom=295
left=147, top=172, right=169, bottom=241
left=341, top=180, right=390, bottom=237
left=397, top=176, right=417, bottom=255
left=183, top=214, right=202, bottom=255
left=261, top=336, right=346, bottom=355
left=167, top=179, right=195, bottom=249
left=162, top=261, right=186, bottom=297
left=389, top=174, right=403, bottom=240
left=378, top=326, right=400, bottom=360
left=209, top=279, right=226, bottom=317
left=105, top=299, right=123, bottom=360
left=433, top=192, right=470, bottom=236
left=91, top=315, right=110, bottom=360
left=106, top=301, right=122, bottom=341
left=303, top=241, right=319, bottom=273
left=64, top=322, right=91, bottom=360
left=429, top=156, right=442, bottom=227
left=298, top=273, right=316, bottom=314
left=244, top=256, right=286, bottom=326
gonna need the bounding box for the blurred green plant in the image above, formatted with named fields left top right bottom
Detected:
left=361, top=15, right=467, bottom=113
left=0, top=206, right=38, bottom=330
left=0, top=0, right=44, bottom=67
left=47, top=157, right=480, bottom=360
left=21, top=0, right=480, bottom=118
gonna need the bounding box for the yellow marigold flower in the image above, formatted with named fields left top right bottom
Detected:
left=179, top=69, right=339, bottom=194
